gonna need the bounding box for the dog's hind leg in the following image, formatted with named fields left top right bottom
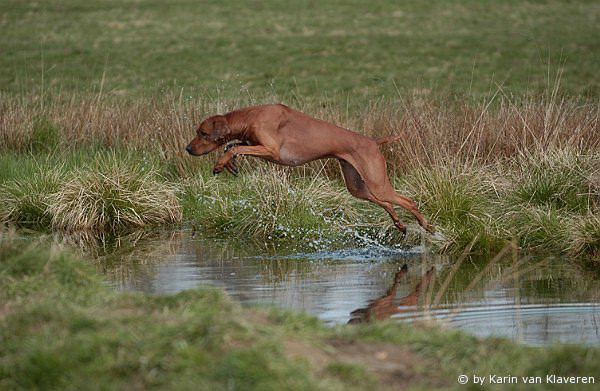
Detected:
left=339, top=159, right=407, bottom=233
left=341, top=152, right=434, bottom=233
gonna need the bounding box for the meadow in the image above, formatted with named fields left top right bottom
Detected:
left=2, top=0, right=599, bottom=100
left=1, top=94, right=599, bottom=261
left=1, top=0, right=600, bottom=388
left=1, top=0, right=598, bottom=259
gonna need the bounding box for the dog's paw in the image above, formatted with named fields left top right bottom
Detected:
left=225, top=160, right=239, bottom=175
left=394, top=221, right=407, bottom=235
left=212, top=165, right=224, bottom=175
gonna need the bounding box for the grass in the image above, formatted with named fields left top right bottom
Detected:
left=1, top=1, right=598, bottom=387
left=2, top=234, right=600, bottom=390
left=29, top=117, right=62, bottom=153
left=502, top=150, right=600, bottom=254
left=2, top=0, right=600, bottom=101
left=569, top=214, right=600, bottom=261
left=0, top=151, right=182, bottom=234
left=49, top=154, right=181, bottom=233
left=508, top=149, right=596, bottom=214
left=0, top=115, right=599, bottom=261
left=180, top=163, right=400, bottom=248
left=0, top=169, right=64, bottom=230
left=398, top=164, right=505, bottom=253
left=0, top=1, right=599, bottom=259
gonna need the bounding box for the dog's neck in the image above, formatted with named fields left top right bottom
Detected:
left=224, top=112, right=252, bottom=142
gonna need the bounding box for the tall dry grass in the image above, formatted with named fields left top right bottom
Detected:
left=1, top=92, right=598, bottom=177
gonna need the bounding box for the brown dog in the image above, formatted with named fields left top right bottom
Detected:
left=348, top=265, right=436, bottom=324
left=186, top=104, right=433, bottom=234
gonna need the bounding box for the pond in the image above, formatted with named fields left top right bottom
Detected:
left=97, top=231, right=600, bottom=347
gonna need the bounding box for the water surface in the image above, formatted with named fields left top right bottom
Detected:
left=99, top=232, right=600, bottom=347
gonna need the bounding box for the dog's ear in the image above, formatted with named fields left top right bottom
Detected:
left=210, top=115, right=229, bottom=142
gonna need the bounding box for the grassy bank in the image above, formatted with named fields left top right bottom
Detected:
left=1, top=95, right=599, bottom=261
left=2, top=235, right=600, bottom=390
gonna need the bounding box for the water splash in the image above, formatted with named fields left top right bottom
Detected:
left=258, top=244, right=424, bottom=262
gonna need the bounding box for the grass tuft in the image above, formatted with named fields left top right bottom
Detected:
left=49, top=155, right=181, bottom=233
left=0, top=169, right=64, bottom=230
left=182, top=163, right=363, bottom=246
left=506, top=206, right=570, bottom=252
left=400, top=164, right=505, bottom=253
left=508, top=149, right=596, bottom=213
left=569, top=214, right=600, bottom=259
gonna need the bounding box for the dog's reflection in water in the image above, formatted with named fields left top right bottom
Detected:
left=348, top=265, right=436, bottom=324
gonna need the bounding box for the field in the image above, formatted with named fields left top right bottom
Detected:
left=2, top=0, right=600, bottom=100
left=1, top=0, right=600, bottom=389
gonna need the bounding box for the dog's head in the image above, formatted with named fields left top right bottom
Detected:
left=186, top=115, right=230, bottom=156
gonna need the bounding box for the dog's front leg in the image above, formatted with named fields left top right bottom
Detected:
left=213, top=142, right=246, bottom=175
left=212, top=152, right=238, bottom=175
left=213, top=145, right=274, bottom=174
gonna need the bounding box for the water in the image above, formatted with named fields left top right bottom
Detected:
left=99, top=231, right=600, bottom=347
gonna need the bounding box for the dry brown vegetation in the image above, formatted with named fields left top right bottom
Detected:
left=2, top=93, right=598, bottom=175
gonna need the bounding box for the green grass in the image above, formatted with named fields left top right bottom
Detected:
left=0, top=169, right=63, bottom=230
left=2, top=2, right=599, bottom=386
left=0, top=235, right=306, bottom=391
left=3, top=234, right=600, bottom=390
left=399, top=164, right=506, bottom=253
left=1, top=146, right=599, bottom=262
left=29, top=117, right=62, bottom=153
left=502, top=150, right=600, bottom=255
left=508, top=149, right=596, bottom=214
left=0, top=150, right=181, bottom=234
left=49, top=154, right=181, bottom=233
left=181, top=162, right=401, bottom=248
left=1, top=0, right=599, bottom=258
left=1, top=0, right=599, bottom=101
left=569, top=214, right=600, bottom=261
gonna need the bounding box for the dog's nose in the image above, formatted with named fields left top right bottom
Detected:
left=185, top=144, right=194, bottom=154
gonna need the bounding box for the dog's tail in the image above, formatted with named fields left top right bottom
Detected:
left=374, top=134, right=402, bottom=145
